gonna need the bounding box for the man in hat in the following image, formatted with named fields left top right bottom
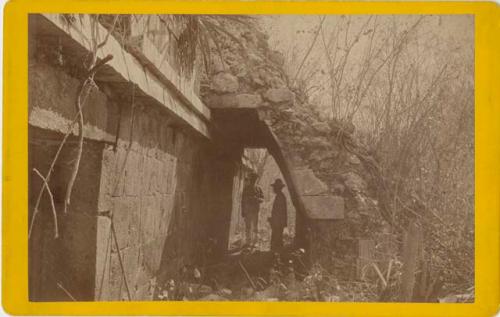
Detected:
left=269, top=178, right=287, bottom=252
left=241, top=171, right=264, bottom=246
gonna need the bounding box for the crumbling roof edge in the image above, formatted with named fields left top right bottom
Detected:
left=38, top=13, right=213, bottom=140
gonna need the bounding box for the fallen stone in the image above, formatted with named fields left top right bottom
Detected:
left=263, top=88, right=295, bottom=104
left=210, top=72, right=239, bottom=93
left=268, top=50, right=285, bottom=66
left=312, top=121, right=331, bottom=134
left=199, top=293, right=228, bottom=301
left=326, top=295, right=341, bottom=302
left=347, top=154, right=361, bottom=165
left=218, top=288, right=233, bottom=297
left=248, top=52, right=263, bottom=64
left=250, top=72, right=265, bottom=86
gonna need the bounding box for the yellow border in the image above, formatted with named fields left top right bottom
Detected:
left=3, top=0, right=499, bottom=316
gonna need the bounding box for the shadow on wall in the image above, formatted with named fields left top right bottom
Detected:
left=28, top=127, right=104, bottom=301
left=155, top=148, right=242, bottom=294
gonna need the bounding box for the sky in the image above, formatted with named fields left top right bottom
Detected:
left=257, top=15, right=474, bottom=122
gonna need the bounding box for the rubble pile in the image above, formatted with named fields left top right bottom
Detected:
left=154, top=248, right=379, bottom=302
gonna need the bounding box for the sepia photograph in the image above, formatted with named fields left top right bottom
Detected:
left=27, top=13, right=474, bottom=303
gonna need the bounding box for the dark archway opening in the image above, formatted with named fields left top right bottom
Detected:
left=228, top=148, right=298, bottom=253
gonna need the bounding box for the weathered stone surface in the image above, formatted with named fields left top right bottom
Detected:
left=98, top=147, right=116, bottom=212
left=294, top=168, right=328, bottom=195
left=310, top=149, right=333, bottom=162
left=112, top=197, right=141, bottom=249
left=210, top=72, right=239, bottom=93
left=263, top=88, right=295, bottom=104
left=205, top=94, right=236, bottom=108
left=342, top=171, right=367, bottom=193
left=211, top=58, right=228, bottom=74
left=302, top=195, right=345, bottom=220
left=142, top=237, right=165, bottom=273
left=235, top=93, right=262, bottom=108
left=347, top=154, right=361, bottom=165
left=205, top=93, right=262, bottom=109
left=140, top=195, right=162, bottom=243
left=124, top=151, right=143, bottom=196
left=331, top=182, right=346, bottom=195
left=247, top=52, right=263, bottom=64
left=159, top=194, right=174, bottom=233
left=268, top=50, right=285, bottom=66
left=312, top=121, right=330, bottom=134
left=95, top=215, right=112, bottom=296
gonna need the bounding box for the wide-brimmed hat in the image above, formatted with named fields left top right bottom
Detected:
left=271, top=179, right=285, bottom=188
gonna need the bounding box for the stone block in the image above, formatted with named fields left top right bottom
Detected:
left=141, top=237, right=165, bottom=273
left=29, top=62, right=109, bottom=132
left=166, top=158, right=178, bottom=194
left=140, top=155, right=152, bottom=196
left=263, top=88, right=295, bottom=104
left=205, top=94, right=237, bottom=109
left=149, top=158, right=162, bottom=194
left=293, top=168, right=328, bottom=195
left=140, top=195, right=162, bottom=243
left=160, top=194, right=175, bottom=234
left=120, top=246, right=140, bottom=292
left=205, top=93, right=263, bottom=109
left=210, top=72, right=239, bottom=93
left=112, top=197, right=140, bottom=249
left=158, top=162, right=168, bottom=194
left=111, top=148, right=128, bottom=197
left=124, top=151, right=143, bottom=196
left=95, top=215, right=112, bottom=296
left=100, top=252, right=123, bottom=300
left=268, top=50, right=285, bottom=66
left=235, top=93, right=262, bottom=108
left=98, top=146, right=116, bottom=212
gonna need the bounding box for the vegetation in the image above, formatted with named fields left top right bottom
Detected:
left=201, top=15, right=474, bottom=300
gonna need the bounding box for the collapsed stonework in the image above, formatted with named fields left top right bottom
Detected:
left=200, top=26, right=391, bottom=278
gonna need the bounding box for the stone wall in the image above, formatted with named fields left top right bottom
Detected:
left=94, top=105, right=242, bottom=300
left=28, top=37, right=242, bottom=301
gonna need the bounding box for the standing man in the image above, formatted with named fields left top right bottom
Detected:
left=269, top=179, right=287, bottom=252
left=241, top=172, right=264, bottom=247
